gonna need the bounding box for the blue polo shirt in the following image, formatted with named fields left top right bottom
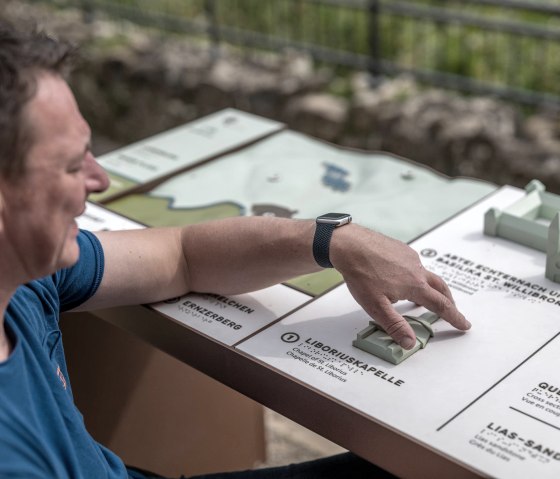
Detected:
left=0, top=230, right=128, bottom=479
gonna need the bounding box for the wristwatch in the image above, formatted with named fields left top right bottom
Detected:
left=313, top=213, right=352, bottom=268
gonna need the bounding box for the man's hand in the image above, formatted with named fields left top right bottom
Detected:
left=330, top=224, right=470, bottom=349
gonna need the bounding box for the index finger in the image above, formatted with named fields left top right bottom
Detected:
left=410, top=280, right=471, bottom=331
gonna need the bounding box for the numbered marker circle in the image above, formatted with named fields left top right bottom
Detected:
left=281, top=332, right=300, bottom=343
left=420, top=248, right=437, bottom=258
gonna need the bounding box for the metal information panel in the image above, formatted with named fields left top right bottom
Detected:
left=237, top=186, right=560, bottom=479
left=81, top=112, right=559, bottom=476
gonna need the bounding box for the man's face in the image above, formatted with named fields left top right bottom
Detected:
left=0, top=73, right=109, bottom=281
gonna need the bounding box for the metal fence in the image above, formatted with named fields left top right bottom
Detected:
left=38, top=0, right=560, bottom=108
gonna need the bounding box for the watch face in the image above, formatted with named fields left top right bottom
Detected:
left=316, top=213, right=352, bottom=225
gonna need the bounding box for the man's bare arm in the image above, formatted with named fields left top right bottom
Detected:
left=77, top=216, right=470, bottom=349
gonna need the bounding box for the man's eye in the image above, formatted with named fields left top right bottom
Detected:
left=68, top=163, right=84, bottom=173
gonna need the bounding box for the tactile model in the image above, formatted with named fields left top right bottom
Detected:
left=484, top=180, right=560, bottom=283
left=353, top=311, right=439, bottom=364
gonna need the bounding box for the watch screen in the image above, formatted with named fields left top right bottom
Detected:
left=320, top=213, right=350, bottom=220
left=317, top=213, right=352, bottom=225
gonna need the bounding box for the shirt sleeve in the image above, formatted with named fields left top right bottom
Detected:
left=53, top=230, right=105, bottom=312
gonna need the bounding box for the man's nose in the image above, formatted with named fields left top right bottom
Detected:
left=84, top=152, right=110, bottom=194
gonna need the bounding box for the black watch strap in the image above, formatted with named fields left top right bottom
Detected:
left=313, top=223, right=337, bottom=268
left=313, top=213, right=352, bottom=268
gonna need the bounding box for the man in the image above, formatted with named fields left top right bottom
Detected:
left=0, top=21, right=470, bottom=478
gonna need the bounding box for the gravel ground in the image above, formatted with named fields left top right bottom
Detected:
left=258, top=409, right=346, bottom=468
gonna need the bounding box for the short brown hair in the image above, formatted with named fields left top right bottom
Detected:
left=0, top=20, right=76, bottom=179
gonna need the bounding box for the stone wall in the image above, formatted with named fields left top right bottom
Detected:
left=4, top=1, right=560, bottom=191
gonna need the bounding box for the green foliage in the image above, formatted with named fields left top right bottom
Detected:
left=43, top=0, right=560, bottom=100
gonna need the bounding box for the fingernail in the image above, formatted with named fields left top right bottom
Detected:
left=464, top=319, right=472, bottom=330
left=400, top=336, right=416, bottom=350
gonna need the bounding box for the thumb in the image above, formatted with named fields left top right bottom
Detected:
left=365, top=296, right=417, bottom=350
